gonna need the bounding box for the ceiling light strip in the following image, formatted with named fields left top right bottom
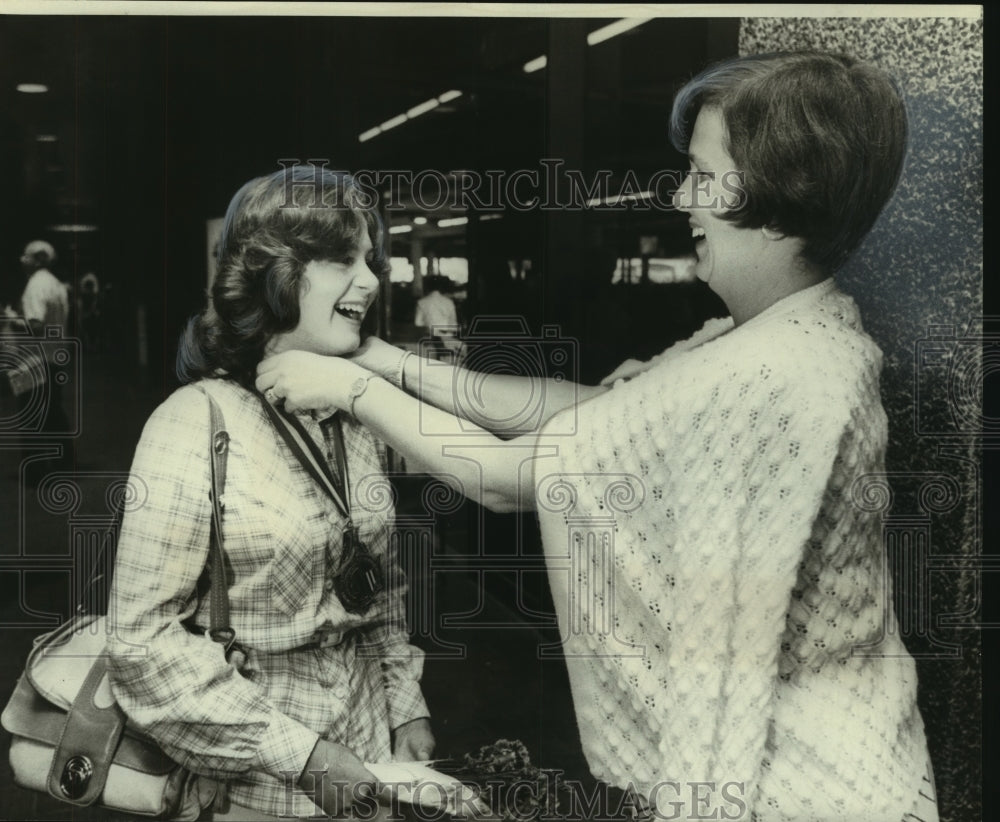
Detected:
left=523, top=17, right=652, bottom=74
left=523, top=56, right=548, bottom=74
left=358, top=89, right=463, bottom=143
left=587, top=18, right=652, bottom=46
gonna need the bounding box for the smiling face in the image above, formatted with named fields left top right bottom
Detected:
left=267, top=229, right=380, bottom=357
left=673, top=106, right=822, bottom=324
left=674, top=108, right=779, bottom=296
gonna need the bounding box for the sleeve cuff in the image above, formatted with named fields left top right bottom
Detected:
left=386, top=679, right=430, bottom=730
left=251, top=707, right=321, bottom=781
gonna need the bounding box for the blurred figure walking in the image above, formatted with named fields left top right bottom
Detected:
left=18, top=239, right=72, bottom=439
left=20, top=240, right=68, bottom=334
left=414, top=275, right=461, bottom=360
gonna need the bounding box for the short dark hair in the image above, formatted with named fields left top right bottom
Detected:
left=423, top=275, right=453, bottom=294
left=670, top=51, right=908, bottom=272
left=177, top=165, right=389, bottom=385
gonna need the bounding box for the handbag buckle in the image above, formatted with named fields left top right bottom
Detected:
left=59, top=755, right=94, bottom=799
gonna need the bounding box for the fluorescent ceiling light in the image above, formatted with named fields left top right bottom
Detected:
left=523, top=56, right=548, bottom=74
left=48, top=224, right=98, bottom=233
left=379, top=114, right=408, bottom=132
left=407, top=98, right=440, bottom=118
left=523, top=18, right=652, bottom=74
left=587, top=18, right=652, bottom=46
left=389, top=224, right=413, bottom=235
left=437, top=216, right=468, bottom=228
left=413, top=216, right=428, bottom=225
left=35, top=135, right=58, bottom=142
left=17, top=83, right=48, bottom=93
left=359, top=89, right=463, bottom=142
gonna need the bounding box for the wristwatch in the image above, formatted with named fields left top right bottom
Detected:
left=347, top=374, right=376, bottom=418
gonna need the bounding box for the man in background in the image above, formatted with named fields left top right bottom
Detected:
left=18, top=239, right=72, bottom=440
left=20, top=240, right=68, bottom=333
left=414, top=274, right=461, bottom=360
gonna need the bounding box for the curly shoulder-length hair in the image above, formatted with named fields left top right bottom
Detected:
left=177, top=165, right=389, bottom=386
left=669, top=51, right=908, bottom=273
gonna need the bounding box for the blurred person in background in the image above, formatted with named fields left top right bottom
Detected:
left=18, top=239, right=71, bottom=437
left=78, top=270, right=102, bottom=352
left=414, top=274, right=461, bottom=360
left=20, top=239, right=68, bottom=333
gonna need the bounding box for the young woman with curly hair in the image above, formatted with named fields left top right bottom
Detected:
left=107, top=166, right=432, bottom=820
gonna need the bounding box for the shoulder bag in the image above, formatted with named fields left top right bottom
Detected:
left=1, top=386, right=239, bottom=820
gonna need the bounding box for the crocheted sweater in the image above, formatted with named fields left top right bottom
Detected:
left=534, top=280, right=935, bottom=821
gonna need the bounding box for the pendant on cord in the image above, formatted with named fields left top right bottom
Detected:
left=333, top=523, right=384, bottom=614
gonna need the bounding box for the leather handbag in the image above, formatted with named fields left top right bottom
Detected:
left=1, top=386, right=239, bottom=819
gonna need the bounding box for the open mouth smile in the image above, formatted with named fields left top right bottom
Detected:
left=334, top=301, right=368, bottom=322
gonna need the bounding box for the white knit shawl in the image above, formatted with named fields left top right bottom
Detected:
left=534, top=281, right=935, bottom=821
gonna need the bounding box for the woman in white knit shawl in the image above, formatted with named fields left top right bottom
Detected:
left=257, top=52, right=936, bottom=822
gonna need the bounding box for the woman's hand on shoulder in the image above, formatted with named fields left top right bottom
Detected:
left=392, top=717, right=435, bottom=762
left=256, top=351, right=366, bottom=413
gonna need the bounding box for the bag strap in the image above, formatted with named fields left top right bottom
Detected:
left=76, top=385, right=234, bottom=638
left=195, top=385, right=240, bottom=658
left=42, top=386, right=236, bottom=808
left=46, top=653, right=127, bottom=806
left=257, top=393, right=351, bottom=518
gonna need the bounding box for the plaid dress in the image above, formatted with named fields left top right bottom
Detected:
left=106, top=379, right=428, bottom=817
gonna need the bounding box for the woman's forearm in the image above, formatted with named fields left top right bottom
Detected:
left=255, top=350, right=564, bottom=511
left=401, top=354, right=606, bottom=435
left=354, top=376, right=543, bottom=512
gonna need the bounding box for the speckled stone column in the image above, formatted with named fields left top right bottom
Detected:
left=739, top=16, right=983, bottom=822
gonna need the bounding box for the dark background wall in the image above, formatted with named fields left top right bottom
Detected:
left=741, top=16, right=984, bottom=822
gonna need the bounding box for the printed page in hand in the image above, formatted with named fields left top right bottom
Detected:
left=365, top=761, right=488, bottom=816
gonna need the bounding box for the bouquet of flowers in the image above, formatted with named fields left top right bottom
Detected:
left=450, top=739, right=561, bottom=821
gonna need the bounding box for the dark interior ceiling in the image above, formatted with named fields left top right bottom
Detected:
left=0, top=12, right=738, bottom=368
left=0, top=14, right=735, bottom=223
